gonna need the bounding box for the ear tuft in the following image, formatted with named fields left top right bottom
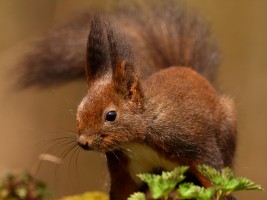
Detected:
left=106, top=23, right=143, bottom=105
left=86, top=16, right=143, bottom=106
left=86, top=15, right=110, bottom=81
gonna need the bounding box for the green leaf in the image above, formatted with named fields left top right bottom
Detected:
left=198, top=165, right=224, bottom=186
left=198, top=165, right=263, bottom=199
left=225, top=177, right=262, bottom=191
left=127, top=192, right=146, bottom=200
left=137, top=166, right=188, bottom=199
left=178, top=183, right=215, bottom=200
left=197, top=188, right=215, bottom=200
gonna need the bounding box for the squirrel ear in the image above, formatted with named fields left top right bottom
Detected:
left=86, top=16, right=110, bottom=81
left=107, top=23, right=143, bottom=105
left=114, top=59, right=143, bottom=105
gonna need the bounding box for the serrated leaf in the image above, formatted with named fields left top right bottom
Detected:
left=127, top=192, right=146, bottom=200
left=222, top=167, right=234, bottom=179
left=227, top=177, right=263, bottom=191
left=178, top=183, right=214, bottom=200
left=197, top=188, right=215, bottom=200
left=198, top=165, right=263, bottom=199
left=137, top=166, right=188, bottom=199
left=178, top=183, right=199, bottom=199
left=223, top=179, right=240, bottom=191
left=198, top=165, right=223, bottom=186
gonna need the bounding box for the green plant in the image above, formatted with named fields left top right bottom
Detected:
left=0, top=172, right=52, bottom=200
left=198, top=165, right=262, bottom=200
left=128, top=165, right=262, bottom=200
left=137, top=166, right=188, bottom=199
left=0, top=154, right=61, bottom=200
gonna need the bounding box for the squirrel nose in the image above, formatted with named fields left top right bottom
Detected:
left=77, top=135, right=93, bottom=150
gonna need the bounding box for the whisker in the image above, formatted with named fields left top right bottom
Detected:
left=122, top=147, right=134, bottom=158
left=53, top=142, right=77, bottom=178
left=75, top=148, right=81, bottom=178
left=60, top=143, right=78, bottom=162
left=102, top=141, right=122, bottom=161
left=42, top=136, right=76, bottom=144
left=44, top=139, right=76, bottom=158
left=68, top=145, right=80, bottom=176
left=28, top=128, right=76, bottom=135
left=58, top=128, right=77, bottom=134
left=65, top=145, right=80, bottom=185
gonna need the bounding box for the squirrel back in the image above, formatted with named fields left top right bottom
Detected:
left=75, top=15, right=236, bottom=199
left=17, top=1, right=220, bottom=88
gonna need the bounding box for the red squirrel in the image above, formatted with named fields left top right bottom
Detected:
left=18, top=2, right=236, bottom=200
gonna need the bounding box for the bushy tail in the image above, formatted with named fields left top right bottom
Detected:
left=119, top=1, right=220, bottom=82
left=17, top=1, right=220, bottom=88
left=17, top=14, right=91, bottom=88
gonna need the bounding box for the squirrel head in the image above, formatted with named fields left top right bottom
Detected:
left=76, top=16, right=145, bottom=152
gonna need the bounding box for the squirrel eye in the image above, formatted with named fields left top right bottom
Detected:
left=106, top=111, right=117, bottom=121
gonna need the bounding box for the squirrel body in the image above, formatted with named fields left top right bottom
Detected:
left=19, top=2, right=237, bottom=199
left=77, top=62, right=236, bottom=199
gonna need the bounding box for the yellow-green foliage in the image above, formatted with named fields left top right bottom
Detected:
left=61, top=192, right=108, bottom=200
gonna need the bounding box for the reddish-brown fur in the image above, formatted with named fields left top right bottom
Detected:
left=19, top=2, right=236, bottom=200
left=75, top=16, right=236, bottom=199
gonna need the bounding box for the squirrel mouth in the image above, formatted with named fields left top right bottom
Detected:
left=77, top=141, right=93, bottom=150
left=77, top=136, right=113, bottom=152
left=77, top=134, right=94, bottom=150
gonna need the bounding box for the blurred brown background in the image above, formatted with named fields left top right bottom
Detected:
left=0, top=0, right=266, bottom=199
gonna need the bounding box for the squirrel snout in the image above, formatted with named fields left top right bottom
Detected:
left=77, top=135, right=93, bottom=150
